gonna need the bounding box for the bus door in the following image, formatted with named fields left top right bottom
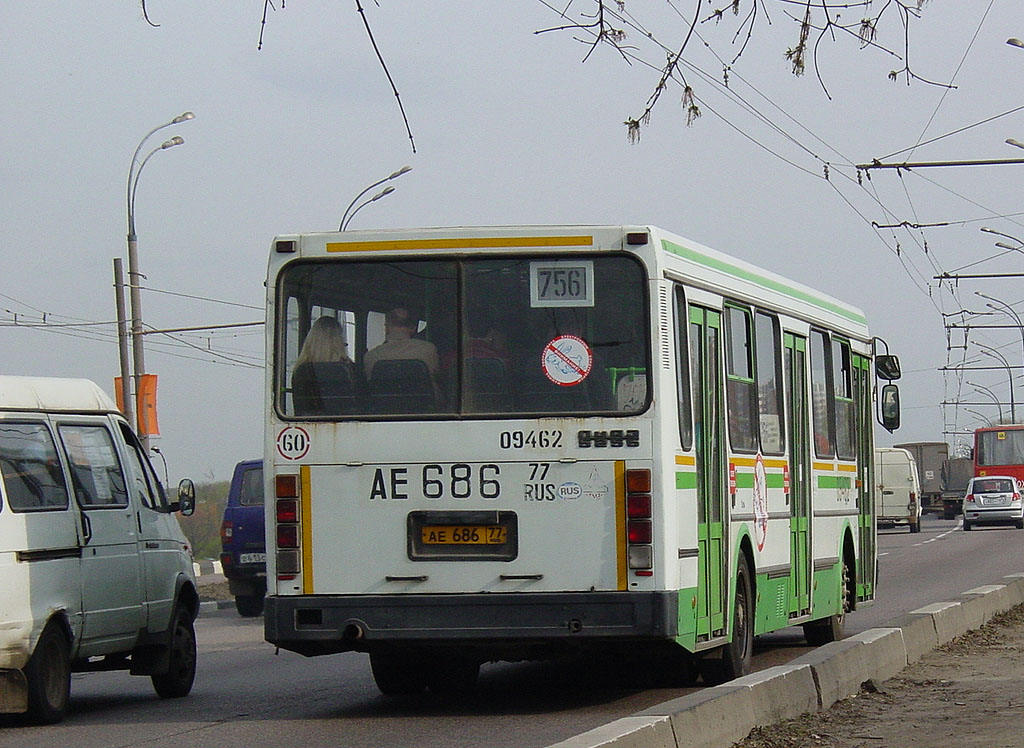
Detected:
left=853, top=354, right=875, bottom=600
left=690, top=306, right=726, bottom=639
left=784, top=333, right=811, bottom=617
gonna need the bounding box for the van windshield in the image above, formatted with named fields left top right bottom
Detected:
left=275, top=255, right=650, bottom=419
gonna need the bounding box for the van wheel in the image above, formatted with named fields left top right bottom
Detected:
left=701, top=555, right=753, bottom=684
left=25, top=622, right=71, bottom=724
left=963, top=521, right=972, bottom=531
left=235, top=594, right=264, bottom=618
left=804, top=557, right=850, bottom=646
left=152, top=606, right=197, bottom=699
left=370, top=651, right=428, bottom=695
left=909, top=521, right=921, bottom=534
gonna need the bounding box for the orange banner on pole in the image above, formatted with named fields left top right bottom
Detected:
left=136, top=374, right=160, bottom=436
left=113, top=377, right=126, bottom=415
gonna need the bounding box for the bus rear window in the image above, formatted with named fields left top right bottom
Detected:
left=276, top=255, right=650, bottom=419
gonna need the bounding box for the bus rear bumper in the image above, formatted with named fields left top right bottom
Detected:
left=264, top=591, right=679, bottom=658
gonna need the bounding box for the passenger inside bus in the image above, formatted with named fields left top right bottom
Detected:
left=364, top=307, right=440, bottom=413
left=292, top=316, right=358, bottom=416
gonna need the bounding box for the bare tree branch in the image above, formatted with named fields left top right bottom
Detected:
left=354, top=0, right=416, bottom=154
left=140, top=0, right=159, bottom=28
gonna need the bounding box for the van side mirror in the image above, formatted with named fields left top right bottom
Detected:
left=875, top=355, right=901, bottom=381
left=880, top=384, right=900, bottom=433
left=176, top=478, right=196, bottom=516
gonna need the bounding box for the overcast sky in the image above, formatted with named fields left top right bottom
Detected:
left=2, top=3, right=1022, bottom=482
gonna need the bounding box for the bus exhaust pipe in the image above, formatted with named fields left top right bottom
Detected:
left=342, top=622, right=365, bottom=641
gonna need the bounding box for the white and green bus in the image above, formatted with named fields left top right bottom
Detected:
left=263, top=225, right=900, bottom=693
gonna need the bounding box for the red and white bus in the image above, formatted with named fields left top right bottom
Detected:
left=974, top=424, right=1024, bottom=491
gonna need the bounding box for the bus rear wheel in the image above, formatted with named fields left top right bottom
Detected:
left=701, top=555, right=753, bottom=684
left=370, top=651, right=428, bottom=695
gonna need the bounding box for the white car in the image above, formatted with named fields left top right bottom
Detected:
left=963, top=475, right=1024, bottom=531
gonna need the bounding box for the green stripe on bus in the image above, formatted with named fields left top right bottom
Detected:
left=676, top=471, right=697, bottom=489
left=817, top=475, right=853, bottom=489
left=662, top=239, right=867, bottom=325
left=733, top=473, right=786, bottom=489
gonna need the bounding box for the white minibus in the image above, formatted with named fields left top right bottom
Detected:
left=0, top=376, right=198, bottom=723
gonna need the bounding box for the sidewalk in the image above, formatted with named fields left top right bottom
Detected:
left=734, top=604, right=1024, bottom=748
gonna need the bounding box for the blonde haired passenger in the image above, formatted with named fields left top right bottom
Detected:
left=292, top=316, right=356, bottom=415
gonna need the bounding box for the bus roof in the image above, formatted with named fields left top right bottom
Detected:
left=0, top=376, right=119, bottom=414
left=271, top=224, right=869, bottom=337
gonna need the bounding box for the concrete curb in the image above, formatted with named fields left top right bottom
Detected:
left=193, top=559, right=223, bottom=577
left=198, top=599, right=235, bottom=616
left=545, top=574, right=1024, bottom=748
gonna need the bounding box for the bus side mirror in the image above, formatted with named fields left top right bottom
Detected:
left=176, top=478, right=196, bottom=516
left=875, top=355, right=901, bottom=381
left=880, top=384, right=900, bottom=433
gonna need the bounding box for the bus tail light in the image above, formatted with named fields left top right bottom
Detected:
left=277, top=499, right=298, bottom=523
left=276, top=474, right=301, bottom=581
left=278, top=524, right=299, bottom=548
left=626, top=469, right=653, bottom=575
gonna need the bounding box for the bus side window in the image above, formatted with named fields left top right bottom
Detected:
left=673, top=285, right=693, bottom=450
left=754, top=312, right=784, bottom=455
left=725, top=304, right=758, bottom=453
left=809, top=330, right=835, bottom=458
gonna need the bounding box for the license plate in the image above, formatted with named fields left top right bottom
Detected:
left=239, top=552, right=267, bottom=564
left=421, top=525, right=508, bottom=545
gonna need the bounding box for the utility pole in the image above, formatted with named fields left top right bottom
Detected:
left=113, top=258, right=133, bottom=426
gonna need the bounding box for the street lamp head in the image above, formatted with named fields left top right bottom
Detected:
left=1007, top=138, right=1024, bottom=150
left=172, top=112, right=195, bottom=124
left=1008, top=38, right=1024, bottom=49
left=389, top=165, right=412, bottom=179
left=160, top=136, right=184, bottom=150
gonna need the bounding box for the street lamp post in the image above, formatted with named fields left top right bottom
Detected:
left=969, top=381, right=1006, bottom=423
left=977, top=344, right=1017, bottom=423
left=126, top=112, right=194, bottom=449
left=976, top=291, right=1024, bottom=374
left=338, top=166, right=411, bottom=231
left=342, top=187, right=395, bottom=231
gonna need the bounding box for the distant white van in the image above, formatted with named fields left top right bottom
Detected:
left=0, top=376, right=198, bottom=723
left=875, top=447, right=922, bottom=533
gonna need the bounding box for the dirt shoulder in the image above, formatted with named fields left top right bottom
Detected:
left=735, top=604, right=1024, bottom=748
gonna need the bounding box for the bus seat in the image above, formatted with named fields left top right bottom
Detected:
left=367, top=359, right=436, bottom=414
left=293, top=362, right=359, bottom=416
left=465, top=358, right=512, bottom=412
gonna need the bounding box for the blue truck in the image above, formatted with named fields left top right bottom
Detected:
left=219, top=459, right=266, bottom=616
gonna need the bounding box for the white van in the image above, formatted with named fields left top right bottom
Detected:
left=875, top=447, right=922, bottom=533
left=0, top=376, right=198, bottom=723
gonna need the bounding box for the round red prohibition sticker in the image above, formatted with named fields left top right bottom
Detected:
left=276, top=426, right=310, bottom=461
left=542, top=335, right=593, bottom=387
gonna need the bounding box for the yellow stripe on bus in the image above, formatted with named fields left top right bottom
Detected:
left=837, top=462, right=858, bottom=472
left=675, top=454, right=696, bottom=466
left=812, top=462, right=834, bottom=472
left=326, top=235, right=595, bottom=253
left=731, top=456, right=788, bottom=469
left=301, top=465, right=314, bottom=594
left=615, top=461, right=627, bottom=591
